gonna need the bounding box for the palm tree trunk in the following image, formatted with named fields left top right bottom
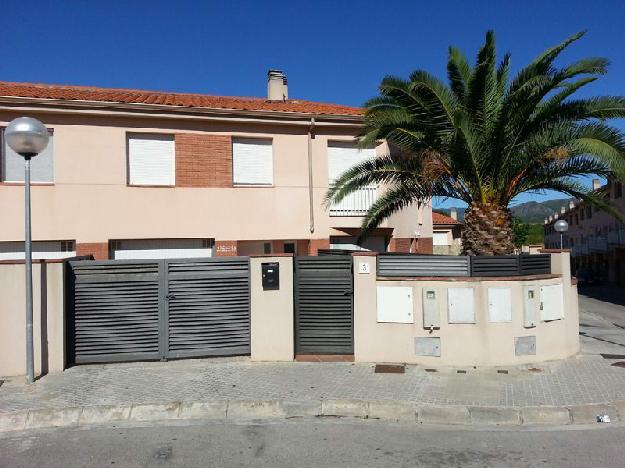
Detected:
left=462, top=203, right=515, bottom=255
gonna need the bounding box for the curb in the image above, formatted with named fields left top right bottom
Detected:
left=1, top=399, right=625, bottom=432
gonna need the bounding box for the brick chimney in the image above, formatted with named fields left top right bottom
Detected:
left=267, top=69, right=288, bottom=101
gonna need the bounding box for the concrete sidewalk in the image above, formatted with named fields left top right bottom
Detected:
left=2, top=296, right=625, bottom=431
left=2, top=354, right=625, bottom=430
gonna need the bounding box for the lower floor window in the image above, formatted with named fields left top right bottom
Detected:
left=0, top=240, right=76, bottom=260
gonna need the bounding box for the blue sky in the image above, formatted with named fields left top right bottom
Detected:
left=1, top=0, right=624, bottom=208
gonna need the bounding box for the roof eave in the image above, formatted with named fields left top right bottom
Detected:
left=0, top=96, right=365, bottom=125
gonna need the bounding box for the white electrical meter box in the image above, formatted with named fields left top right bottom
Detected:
left=523, top=286, right=539, bottom=328
left=377, top=286, right=414, bottom=323
left=447, top=288, right=475, bottom=323
left=540, top=283, right=564, bottom=321
left=422, top=288, right=440, bottom=329
left=487, top=287, right=512, bottom=323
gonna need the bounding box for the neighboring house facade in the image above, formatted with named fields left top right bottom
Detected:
left=432, top=209, right=462, bottom=255
left=544, top=178, right=625, bottom=285
left=0, top=73, right=433, bottom=260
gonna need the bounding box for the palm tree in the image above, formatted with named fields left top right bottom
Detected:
left=326, top=31, right=625, bottom=255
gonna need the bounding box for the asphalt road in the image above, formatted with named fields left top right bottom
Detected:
left=578, top=286, right=625, bottom=328
left=2, top=420, right=625, bottom=468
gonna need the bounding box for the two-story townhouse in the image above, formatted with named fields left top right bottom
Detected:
left=0, top=72, right=433, bottom=260
left=544, top=178, right=625, bottom=285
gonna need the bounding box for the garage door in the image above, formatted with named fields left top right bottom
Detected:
left=67, top=257, right=250, bottom=364
left=110, top=238, right=213, bottom=259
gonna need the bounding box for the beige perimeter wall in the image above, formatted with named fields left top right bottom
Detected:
left=353, top=253, right=580, bottom=366
left=0, top=262, right=65, bottom=377
left=250, top=256, right=294, bottom=361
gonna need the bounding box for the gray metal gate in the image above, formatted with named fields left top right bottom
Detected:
left=67, top=257, right=250, bottom=364
left=294, top=256, right=354, bottom=355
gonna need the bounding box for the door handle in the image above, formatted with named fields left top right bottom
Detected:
left=166, top=293, right=176, bottom=300
left=343, top=290, right=353, bottom=295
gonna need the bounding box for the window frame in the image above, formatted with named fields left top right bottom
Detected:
left=232, top=137, right=274, bottom=187
left=1, top=127, right=55, bottom=184
left=126, top=132, right=176, bottom=187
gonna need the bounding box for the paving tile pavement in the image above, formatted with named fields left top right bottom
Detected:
left=2, top=354, right=625, bottom=414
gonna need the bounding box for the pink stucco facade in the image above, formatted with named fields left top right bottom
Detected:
left=0, top=83, right=433, bottom=259
left=543, top=179, right=625, bottom=285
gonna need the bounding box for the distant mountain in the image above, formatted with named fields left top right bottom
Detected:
left=433, top=198, right=571, bottom=224
left=510, top=198, right=571, bottom=223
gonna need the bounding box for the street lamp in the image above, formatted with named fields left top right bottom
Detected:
left=554, top=219, right=569, bottom=251
left=5, top=117, right=50, bottom=384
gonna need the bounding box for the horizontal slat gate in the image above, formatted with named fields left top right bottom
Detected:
left=69, top=260, right=161, bottom=364
left=378, top=255, right=470, bottom=277
left=519, top=254, right=551, bottom=275
left=67, top=258, right=250, bottom=365
left=166, top=258, right=250, bottom=358
left=470, top=256, right=520, bottom=277
left=295, top=256, right=353, bottom=354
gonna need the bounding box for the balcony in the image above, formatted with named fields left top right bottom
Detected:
left=330, top=187, right=377, bottom=217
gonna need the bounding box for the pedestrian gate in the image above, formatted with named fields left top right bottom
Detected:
left=294, top=256, right=354, bottom=354
left=67, top=257, right=250, bottom=364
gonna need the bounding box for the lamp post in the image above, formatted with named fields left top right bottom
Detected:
left=5, top=117, right=50, bottom=384
left=554, top=219, right=569, bottom=251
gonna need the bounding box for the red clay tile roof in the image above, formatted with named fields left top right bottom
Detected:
left=0, top=81, right=363, bottom=116
left=432, top=212, right=461, bottom=225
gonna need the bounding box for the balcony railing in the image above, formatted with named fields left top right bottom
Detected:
left=329, top=187, right=377, bottom=217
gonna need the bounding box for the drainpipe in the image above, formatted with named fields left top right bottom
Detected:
left=308, top=118, right=316, bottom=234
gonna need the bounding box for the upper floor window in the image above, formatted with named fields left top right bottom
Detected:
left=127, top=134, right=175, bottom=186
left=1, top=128, right=54, bottom=183
left=232, top=138, right=273, bottom=186
left=328, top=142, right=376, bottom=216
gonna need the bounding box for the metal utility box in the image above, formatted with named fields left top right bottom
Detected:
left=422, top=288, right=440, bottom=329
left=377, top=286, right=414, bottom=323
left=261, top=262, right=280, bottom=290
left=540, top=283, right=564, bottom=321
left=523, top=286, right=539, bottom=328
left=515, top=335, right=536, bottom=356
left=447, top=288, right=475, bottom=323
left=415, top=337, right=441, bottom=357
left=487, top=287, right=512, bottom=323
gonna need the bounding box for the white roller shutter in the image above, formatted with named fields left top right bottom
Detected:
left=111, top=239, right=213, bottom=259
left=232, top=139, right=273, bottom=185
left=433, top=232, right=449, bottom=246
left=0, top=240, right=75, bottom=260
left=3, top=131, right=54, bottom=182
left=128, top=135, right=175, bottom=186
left=327, top=142, right=375, bottom=182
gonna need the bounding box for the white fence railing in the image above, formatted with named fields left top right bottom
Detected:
left=330, top=187, right=377, bottom=217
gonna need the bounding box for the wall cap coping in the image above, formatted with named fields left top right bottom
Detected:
left=540, top=249, right=571, bottom=253
left=249, top=253, right=294, bottom=258
left=376, top=274, right=562, bottom=282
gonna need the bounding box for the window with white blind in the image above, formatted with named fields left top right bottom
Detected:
left=433, top=231, right=449, bottom=246
left=232, top=138, right=273, bottom=185
left=2, top=129, right=54, bottom=182
left=328, top=142, right=376, bottom=216
left=128, top=134, right=175, bottom=186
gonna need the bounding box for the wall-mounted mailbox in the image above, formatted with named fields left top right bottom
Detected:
left=422, top=288, right=440, bottom=329
left=261, top=262, right=279, bottom=290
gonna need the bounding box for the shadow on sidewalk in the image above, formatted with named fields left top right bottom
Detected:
left=579, top=286, right=625, bottom=307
